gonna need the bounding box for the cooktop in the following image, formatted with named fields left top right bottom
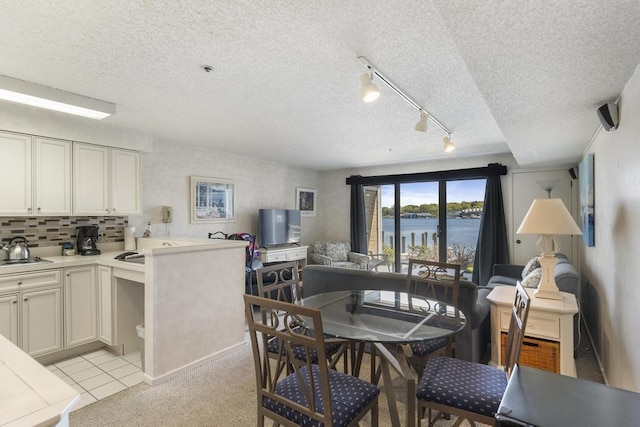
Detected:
left=0, top=257, right=52, bottom=266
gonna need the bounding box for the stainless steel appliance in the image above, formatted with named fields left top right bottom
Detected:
left=77, top=225, right=101, bottom=255
left=1, top=236, right=31, bottom=261
left=0, top=257, right=52, bottom=267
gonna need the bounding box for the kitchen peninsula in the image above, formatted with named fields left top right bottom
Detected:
left=0, top=237, right=248, bottom=385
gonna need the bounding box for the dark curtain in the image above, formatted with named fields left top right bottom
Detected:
left=472, top=175, right=509, bottom=286
left=350, top=182, right=367, bottom=254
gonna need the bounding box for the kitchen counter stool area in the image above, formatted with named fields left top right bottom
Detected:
left=45, top=348, right=144, bottom=412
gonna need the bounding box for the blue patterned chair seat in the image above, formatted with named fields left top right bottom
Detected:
left=416, top=356, right=507, bottom=418
left=267, top=329, right=342, bottom=363
left=264, top=364, right=380, bottom=426
left=409, top=337, right=447, bottom=357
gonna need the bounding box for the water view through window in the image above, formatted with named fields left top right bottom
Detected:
left=370, top=179, right=486, bottom=273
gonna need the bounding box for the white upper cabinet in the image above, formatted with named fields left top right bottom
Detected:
left=0, top=131, right=32, bottom=215
left=34, top=137, right=72, bottom=215
left=111, top=149, right=141, bottom=215
left=0, top=131, right=71, bottom=216
left=73, top=143, right=140, bottom=216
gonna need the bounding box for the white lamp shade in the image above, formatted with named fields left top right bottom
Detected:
left=360, top=73, right=380, bottom=102
left=517, top=198, right=582, bottom=235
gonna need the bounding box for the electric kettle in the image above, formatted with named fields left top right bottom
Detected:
left=2, top=236, right=31, bottom=261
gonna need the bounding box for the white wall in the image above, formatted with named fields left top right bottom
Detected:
left=128, top=138, right=322, bottom=244
left=580, top=64, right=640, bottom=392
left=317, top=153, right=519, bottom=241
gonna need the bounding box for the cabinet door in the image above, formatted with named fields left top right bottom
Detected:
left=34, top=137, right=72, bottom=215
left=73, top=143, right=110, bottom=215
left=0, top=294, right=19, bottom=346
left=0, top=132, right=32, bottom=215
left=111, top=149, right=140, bottom=215
left=97, top=265, right=113, bottom=344
left=64, top=266, right=98, bottom=347
left=21, top=287, right=63, bottom=357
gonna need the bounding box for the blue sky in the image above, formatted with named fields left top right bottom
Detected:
left=380, top=179, right=486, bottom=207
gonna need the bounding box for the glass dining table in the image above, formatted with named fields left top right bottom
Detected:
left=299, top=289, right=467, bottom=427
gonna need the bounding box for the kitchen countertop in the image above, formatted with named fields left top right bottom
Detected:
left=0, top=334, right=79, bottom=426
left=0, top=237, right=247, bottom=276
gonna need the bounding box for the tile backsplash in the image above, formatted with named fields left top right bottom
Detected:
left=0, top=217, right=128, bottom=248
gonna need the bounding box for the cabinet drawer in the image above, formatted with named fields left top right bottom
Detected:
left=265, top=252, right=288, bottom=262
left=0, top=270, right=62, bottom=293
left=500, top=309, right=560, bottom=340
left=286, top=248, right=307, bottom=260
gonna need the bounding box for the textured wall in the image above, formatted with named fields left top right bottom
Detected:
left=580, top=64, right=640, bottom=392
left=127, top=138, right=322, bottom=245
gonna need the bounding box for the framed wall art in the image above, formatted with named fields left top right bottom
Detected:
left=190, top=176, right=236, bottom=223
left=296, top=187, right=317, bottom=217
left=579, top=154, right=595, bottom=246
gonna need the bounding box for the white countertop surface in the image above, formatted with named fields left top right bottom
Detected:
left=0, top=335, right=79, bottom=426
left=0, top=237, right=247, bottom=276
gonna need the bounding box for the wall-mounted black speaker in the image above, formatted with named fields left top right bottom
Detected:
left=597, top=102, right=619, bottom=131
left=569, top=167, right=578, bottom=179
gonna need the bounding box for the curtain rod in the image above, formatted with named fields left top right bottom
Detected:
left=345, top=163, right=507, bottom=186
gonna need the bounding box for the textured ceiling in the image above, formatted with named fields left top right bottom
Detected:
left=1, top=1, right=639, bottom=170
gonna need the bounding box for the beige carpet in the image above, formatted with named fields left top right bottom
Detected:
left=70, top=343, right=481, bottom=426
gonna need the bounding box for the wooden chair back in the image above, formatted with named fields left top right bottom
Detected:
left=406, top=259, right=461, bottom=308
left=503, top=281, right=531, bottom=376
left=256, top=261, right=301, bottom=303
left=243, top=294, right=334, bottom=425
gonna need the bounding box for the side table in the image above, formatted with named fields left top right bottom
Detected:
left=487, top=285, right=578, bottom=377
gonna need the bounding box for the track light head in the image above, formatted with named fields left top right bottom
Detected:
left=360, top=73, right=380, bottom=102
left=415, top=111, right=428, bottom=132
left=443, top=135, right=455, bottom=152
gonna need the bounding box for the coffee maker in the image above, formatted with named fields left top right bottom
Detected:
left=76, top=226, right=101, bottom=256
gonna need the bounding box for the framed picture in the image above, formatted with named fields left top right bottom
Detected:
left=579, top=154, right=595, bottom=246
left=190, top=176, right=236, bottom=223
left=296, top=187, right=317, bottom=217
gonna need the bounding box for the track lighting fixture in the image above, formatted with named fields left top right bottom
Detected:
left=415, top=111, right=428, bottom=132
left=443, top=135, right=455, bottom=152
left=360, top=73, right=380, bottom=102
left=357, top=56, right=454, bottom=152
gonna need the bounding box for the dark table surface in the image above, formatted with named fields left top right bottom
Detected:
left=496, top=365, right=640, bottom=426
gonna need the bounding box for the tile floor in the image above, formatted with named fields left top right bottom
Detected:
left=45, top=349, right=144, bottom=412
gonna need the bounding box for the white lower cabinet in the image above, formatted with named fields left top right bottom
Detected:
left=0, top=270, right=63, bottom=357
left=0, top=294, right=19, bottom=346
left=97, top=265, right=113, bottom=345
left=64, top=266, right=98, bottom=348
left=22, top=287, right=63, bottom=357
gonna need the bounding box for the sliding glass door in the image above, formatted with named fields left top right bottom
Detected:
left=367, top=178, right=486, bottom=275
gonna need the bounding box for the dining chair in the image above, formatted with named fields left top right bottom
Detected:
left=244, top=294, right=380, bottom=427
left=404, top=259, right=462, bottom=375
left=256, top=262, right=347, bottom=370
left=415, top=281, right=531, bottom=427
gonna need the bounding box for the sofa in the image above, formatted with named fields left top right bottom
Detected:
left=302, top=265, right=492, bottom=363
left=308, top=241, right=369, bottom=269
left=486, top=254, right=580, bottom=347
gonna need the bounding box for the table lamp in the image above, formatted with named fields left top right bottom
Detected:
left=517, top=199, right=582, bottom=300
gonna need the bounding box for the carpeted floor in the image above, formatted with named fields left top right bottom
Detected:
left=69, top=343, right=474, bottom=426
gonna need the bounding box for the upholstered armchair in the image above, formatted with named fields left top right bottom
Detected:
left=309, top=241, right=369, bottom=269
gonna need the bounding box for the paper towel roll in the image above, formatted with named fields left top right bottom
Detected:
left=124, top=227, right=136, bottom=251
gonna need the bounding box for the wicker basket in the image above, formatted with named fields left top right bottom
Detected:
left=501, top=331, right=560, bottom=373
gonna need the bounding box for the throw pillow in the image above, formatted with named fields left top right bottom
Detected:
left=522, top=267, right=542, bottom=289
left=522, top=256, right=540, bottom=280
